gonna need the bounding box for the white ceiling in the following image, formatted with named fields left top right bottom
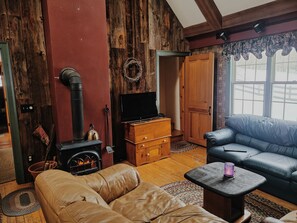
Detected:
left=166, top=0, right=276, bottom=28
left=166, top=0, right=205, bottom=28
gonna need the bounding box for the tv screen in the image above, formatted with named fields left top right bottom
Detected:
left=120, top=92, right=158, bottom=121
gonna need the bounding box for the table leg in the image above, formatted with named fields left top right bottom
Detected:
left=203, top=189, right=250, bottom=222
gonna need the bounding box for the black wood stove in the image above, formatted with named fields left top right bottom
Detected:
left=56, top=68, right=101, bottom=175
left=57, top=140, right=101, bottom=175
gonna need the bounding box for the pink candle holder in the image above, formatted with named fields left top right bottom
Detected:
left=224, top=162, right=235, bottom=178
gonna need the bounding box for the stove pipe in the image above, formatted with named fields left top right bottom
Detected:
left=60, top=67, right=84, bottom=141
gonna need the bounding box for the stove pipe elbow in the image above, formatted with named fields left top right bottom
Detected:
left=60, top=67, right=84, bottom=141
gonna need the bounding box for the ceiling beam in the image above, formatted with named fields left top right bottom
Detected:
left=185, top=0, right=297, bottom=38
left=194, top=0, right=222, bottom=30
left=223, top=0, right=297, bottom=28
left=183, top=22, right=213, bottom=38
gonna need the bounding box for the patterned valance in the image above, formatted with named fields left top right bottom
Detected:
left=222, top=31, right=297, bottom=61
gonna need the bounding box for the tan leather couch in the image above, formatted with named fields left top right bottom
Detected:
left=262, top=211, right=297, bottom=223
left=35, top=163, right=226, bottom=223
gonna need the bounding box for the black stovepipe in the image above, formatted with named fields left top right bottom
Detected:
left=59, top=67, right=84, bottom=141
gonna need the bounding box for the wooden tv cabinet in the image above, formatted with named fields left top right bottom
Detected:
left=124, top=117, right=171, bottom=166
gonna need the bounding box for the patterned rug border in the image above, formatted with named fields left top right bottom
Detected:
left=161, top=180, right=291, bottom=223
left=0, top=194, right=2, bottom=223
left=1, top=187, right=40, bottom=217
left=170, top=141, right=198, bottom=153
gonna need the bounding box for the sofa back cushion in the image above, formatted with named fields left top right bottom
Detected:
left=235, top=134, right=270, bottom=152
left=266, top=144, right=297, bottom=159
left=35, top=169, right=109, bottom=222
left=77, top=164, right=141, bottom=203
left=226, top=115, right=297, bottom=147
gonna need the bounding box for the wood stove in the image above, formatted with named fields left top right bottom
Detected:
left=56, top=68, right=102, bottom=175
left=57, top=140, right=101, bottom=175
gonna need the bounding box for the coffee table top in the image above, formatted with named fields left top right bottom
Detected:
left=184, top=162, right=266, bottom=197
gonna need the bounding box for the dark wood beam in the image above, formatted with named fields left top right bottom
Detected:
left=183, top=22, right=213, bottom=38
left=185, top=0, right=297, bottom=38
left=194, top=0, right=222, bottom=30
left=223, top=0, right=297, bottom=28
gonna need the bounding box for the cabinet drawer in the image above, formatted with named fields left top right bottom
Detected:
left=126, top=139, right=171, bottom=166
left=136, top=137, right=170, bottom=150
left=124, top=118, right=171, bottom=166
left=125, top=118, right=171, bottom=143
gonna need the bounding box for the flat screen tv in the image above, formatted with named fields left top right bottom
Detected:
left=120, top=92, right=158, bottom=121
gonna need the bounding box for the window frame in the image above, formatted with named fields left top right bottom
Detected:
left=230, top=50, right=297, bottom=121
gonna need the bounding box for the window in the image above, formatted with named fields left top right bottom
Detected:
left=231, top=50, right=297, bottom=121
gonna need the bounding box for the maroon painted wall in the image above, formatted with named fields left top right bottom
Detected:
left=42, top=0, right=113, bottom=167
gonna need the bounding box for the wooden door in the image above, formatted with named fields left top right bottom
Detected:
left=0, top=62, right=11, bottom=136
left=184, top=53, right=214, bottom=146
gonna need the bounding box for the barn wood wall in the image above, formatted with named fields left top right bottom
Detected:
left=0, top=0, right=52, bottom=181
left=106, top=0, right=189, bottom=162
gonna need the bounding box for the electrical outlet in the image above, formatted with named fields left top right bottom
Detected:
left=21, top=104, right=34, bottom=113
left=28, top=155, right=32, bottom=162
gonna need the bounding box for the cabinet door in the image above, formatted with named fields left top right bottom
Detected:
left=160, top=141, right=170, bottom=158
left=136, top=147, right=149, bottom=166
left=147, top=145, right=161, bottom=163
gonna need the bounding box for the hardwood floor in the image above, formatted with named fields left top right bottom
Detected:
left=0, top=133, right=11, bottom=148
left=1, top=147, right=296, bottom=222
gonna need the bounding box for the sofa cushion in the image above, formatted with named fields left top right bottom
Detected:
left=77, top=163, right=140, bottom=203
left=109, top=182, right=185, bottom=222
left=152, top=205, right=227, bottom=223
left=243, top=152, right=297, bottom=180
left=208, top=143, right=261, bottom=165
left=266, top=144, right=297, bottom=160
left=35, top=169, right=110, bottom=222
left=235, top=134, right=269, bottom=152
left=225, top=115, right=297, bottom=147
left=292, top=171, right=297, bottom=183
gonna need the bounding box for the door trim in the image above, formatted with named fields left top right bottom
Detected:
left=0, top=42, right=25, bottom=183
left=156, top=50, right=190, bottom=111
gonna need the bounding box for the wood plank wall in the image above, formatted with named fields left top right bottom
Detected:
left=0, top=0, right=52, bottom=182
left=106, top=0, right=189, bottom=162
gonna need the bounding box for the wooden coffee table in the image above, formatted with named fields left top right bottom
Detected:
left=184, top=162, right=266, bottom=222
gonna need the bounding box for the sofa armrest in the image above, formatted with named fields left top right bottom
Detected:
left=204, top=128, right=236, bottom=148
left=77, top=163, right=141, bottom=203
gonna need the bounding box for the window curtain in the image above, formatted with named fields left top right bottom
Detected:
left=192, top=46, right=228, bottom=129
left=222, top=31, right=297, bottom=61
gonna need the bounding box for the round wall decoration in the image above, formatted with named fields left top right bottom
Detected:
left=123, top=57, right=143, bottom=82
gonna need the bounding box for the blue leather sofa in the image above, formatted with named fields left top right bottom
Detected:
left=205, top=114, right=297, bottom=204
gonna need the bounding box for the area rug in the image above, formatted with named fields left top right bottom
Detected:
left=1, top=187, right=40, bottom=217
left=0, top=147, right=16, bottom=183
left=0, top=194, right=2, bottom=223
left=161, top=180, right=291, bottom=223
left=170, top=141, right=197, bottom=153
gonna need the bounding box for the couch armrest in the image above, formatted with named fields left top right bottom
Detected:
left=204, top=128, right=236, bottom=148
left=77, top=163, right=141, bottom=203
